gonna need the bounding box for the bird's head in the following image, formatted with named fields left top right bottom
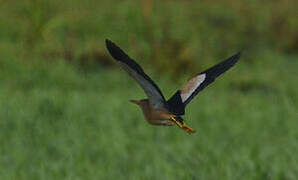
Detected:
left=130, top=99, right=149, bottom=107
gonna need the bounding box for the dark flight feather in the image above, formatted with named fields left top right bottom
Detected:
left=106, top=40, right=166, bottom=105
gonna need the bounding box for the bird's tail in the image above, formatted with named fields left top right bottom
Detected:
left=170, top=116, right=196, bottom=134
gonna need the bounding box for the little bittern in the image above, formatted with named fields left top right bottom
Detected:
left=106, top=39, right=241, bottom=134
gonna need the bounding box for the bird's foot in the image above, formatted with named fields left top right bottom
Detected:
left=181, top=125, right=195, bottom=134
left=170, top=116, right=195, bottom=134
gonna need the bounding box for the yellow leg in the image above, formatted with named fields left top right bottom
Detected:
left=170, top=116, right=183, bottom=128
left=170, top=116, right=196, bottom=134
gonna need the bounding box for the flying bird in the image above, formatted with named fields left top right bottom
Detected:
left=106, top=39, right=241, bottom=134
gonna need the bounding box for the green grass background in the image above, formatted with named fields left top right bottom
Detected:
left=0, top=0, right=297, bottom=179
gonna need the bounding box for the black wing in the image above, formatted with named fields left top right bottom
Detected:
left=106, top=39, right=166, bottom=109
left=167, top=52, right=241, bottom=115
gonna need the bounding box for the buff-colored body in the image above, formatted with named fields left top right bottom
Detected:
left=130, top=99, right=195, bottom=133
left=130, top=99, right=175, bottom=126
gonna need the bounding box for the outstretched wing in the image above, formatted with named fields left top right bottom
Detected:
left=106, top=39, right=166, bottom=109
left=167, top=52, right=241, bottom=115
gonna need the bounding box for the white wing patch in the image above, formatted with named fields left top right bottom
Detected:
left=180, top=74, right=206, bottom=102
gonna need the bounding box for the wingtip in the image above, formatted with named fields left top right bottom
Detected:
left=234, top=51, right=241, bottom=59
left=105, top=39, right=119, bottom=57
left=105, top=39, right=129, bottom=62
left=230, top=51, right=241, bottom=63
left=105, top=39, right=114, bottom=49
left=237, top=51, right=241, bottom=57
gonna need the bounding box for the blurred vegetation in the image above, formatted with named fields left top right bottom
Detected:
left=0, top=0, right=297, bottom=179
left=1, top=0, right=297, bottom=74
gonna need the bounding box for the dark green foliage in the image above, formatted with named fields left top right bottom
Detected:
left=1, top=0, right=297, bottom=74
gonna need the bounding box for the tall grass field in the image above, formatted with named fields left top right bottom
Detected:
left=0, top=0, right=297, bottom=179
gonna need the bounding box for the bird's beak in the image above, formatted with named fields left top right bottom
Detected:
left=130, top=100, right=142, bottom=106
